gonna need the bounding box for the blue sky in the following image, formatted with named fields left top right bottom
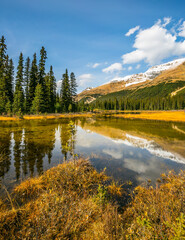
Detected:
left=1, top=0, right=185, bottom=92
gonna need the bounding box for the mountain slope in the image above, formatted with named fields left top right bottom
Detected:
left=99, top=61, right=185, bottom=101
left=77, top=58, right=185, bottom=103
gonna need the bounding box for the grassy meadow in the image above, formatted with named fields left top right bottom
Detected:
left=112, top=110, right=185, bottom=122
left=0, top=158, right=184, bottom=239
left=0, top=110, right=185, bottom=122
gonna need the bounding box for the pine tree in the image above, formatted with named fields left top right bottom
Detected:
left=8, top=59, right=14, bottom=102
left=0, top=36, right=6, bottom=62
left=38, top=46, right=47, bottom=86
left=24, top=57, right=30, bottom=113
left=31, top=84, right=45, bottom=114
left=38, top=46, right=47, bottom=112
left=28, top=53, right=38, bottom=111
left=70, top=72, right=78, bottom=111
left=60, top=69, right=71, bottom=112
left=0, top=36, right=8, bottom=113
left=45, top=65, right=56, bottom=112
left=4, top=55, right=14, bottom=105
left=49, top=66, right=56, bottom=112
left=13, top=52, right=24, bottom=114
left=55, top=92, right=61, bottom=113
left=5, top=99, right=11, bottom=115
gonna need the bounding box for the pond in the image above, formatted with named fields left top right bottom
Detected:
left=0, top=117, right=185, bottom=193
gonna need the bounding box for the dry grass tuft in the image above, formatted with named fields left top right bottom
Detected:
left=0, top=159, right=184, bottom=239
left=13, top=177, right=44, bottom=204
left=122, top=170, right=185, bottom=239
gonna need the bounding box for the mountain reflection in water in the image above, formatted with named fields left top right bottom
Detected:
left=0, top=118, right=185, bottom=192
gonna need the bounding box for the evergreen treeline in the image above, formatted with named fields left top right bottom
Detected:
left=0, top=36, right=78, bottom=115
left=1, top=35, right=184, bottom=115
left=92, top=95, right=185, bottom=111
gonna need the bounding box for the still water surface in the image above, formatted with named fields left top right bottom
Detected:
left=0, top=117, right=185, bottom=192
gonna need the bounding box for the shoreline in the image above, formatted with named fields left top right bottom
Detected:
left=0, top=110, right=184, bottom=122
left=111, top=110, right=185, bottom=123
left=0, top=113, right=95, bottom=121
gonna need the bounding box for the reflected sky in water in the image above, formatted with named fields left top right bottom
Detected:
left=0, top=118, right=185, bottom=192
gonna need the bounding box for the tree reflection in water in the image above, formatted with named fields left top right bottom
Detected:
left=0, top=120, right=77, bottom=188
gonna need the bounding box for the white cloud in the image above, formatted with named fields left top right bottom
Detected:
left=125, top=26, right=140, bottom=37
left=136, top=64, right=141, bottom=69
left=178, top=21, right=185, bottom=37
left=103, top=148, right=123, bottom=159
left=123, top=50, right=145, bottom=64
left=128, top=66, right=132, bottom=71
left=122, top=19, right=185, bottom=65
left=78, top=74, right=93, bottom=87
left=87, top=62, right=108, bottom=68
left=155, top=19, right=161, bottom=26
left=92, top=63, right=100, bottom=68
left=155, top=17, right=171, bottom=27
left=162, top=17, right=171, bottom=27
left=102, top=63, right=122, bottom=73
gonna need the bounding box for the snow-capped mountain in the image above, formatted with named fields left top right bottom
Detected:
left=56, top=80, right=62, bottom=93
left=85, top=87, right=94, bottom=91
left=110, top=58, right=185, bottom=88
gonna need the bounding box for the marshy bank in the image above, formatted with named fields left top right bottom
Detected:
left=0, top=110, right=185, bottom=123
left=0, top=158, right=184, bottom=239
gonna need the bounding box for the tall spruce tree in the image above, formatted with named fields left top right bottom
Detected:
left=45, top=65, right=56, bottom=112
left=38, top=46, right=47, bottom=112
left=13, top=52, right=24, bottom=114
left=4, top=56, right=14, bottom=113
left=49, top=66, right=56, bottom=112
left=5, top=55, right=14, bottom=103
left=38, top=46, right=47, bottom=86
left=70, top=72, right=77, bottom=99
left=60, top=69, right=71, bottom=112
left=0, top=36, right=7, bottom=113
left=70, top=72, right=77, bottom=111
left=7, top=58, right=14, bottom=103
left=31, top=84, right=45, bottom=114
left=55, top=92, right=61, bottom=113
left=28, top=53, right=38, bottom=111
left=24, top=57, right=30, bottom=113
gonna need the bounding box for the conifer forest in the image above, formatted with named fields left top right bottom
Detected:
left=0, top=36, right=78, bottom=116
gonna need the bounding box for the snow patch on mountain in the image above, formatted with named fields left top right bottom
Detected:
left=109, top=58, right=185, bottom=88
left=85, top=87, right=94, bottom=91
left=56, top=80, right=62, bottom=92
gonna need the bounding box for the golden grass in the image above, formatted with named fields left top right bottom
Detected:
left=0, top=111, right=185, bottom=122
left=113, top=110, right=185, bottom=122
left=0, top=159, right=184, bottom=239
left=122, top=171, right=185, bottom=239
left=0, top=113, right=95, bottom=121
left=0, top=116, right=20, bottom=121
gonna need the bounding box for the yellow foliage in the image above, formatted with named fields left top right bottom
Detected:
left=123, top=170, right=185, bottom=239
left=13, top=177, right=44, bottom=204
left=113, top=110, right=185, bottom=122
left=108, top=181, right=123, bottom=196
left=0, top=160, right=184, bottom=240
